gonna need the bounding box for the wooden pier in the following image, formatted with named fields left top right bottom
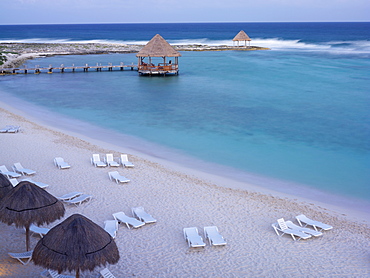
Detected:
left=0, top=62, right=137, bottom=75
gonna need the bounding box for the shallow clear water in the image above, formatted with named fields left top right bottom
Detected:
left=0, top=22, right=369, bottom=202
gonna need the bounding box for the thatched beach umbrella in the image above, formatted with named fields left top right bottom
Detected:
left=233, top=30, right=252, bottom=47
left=33, top=214, right=119, bottom=278
left=0, top=173, right=13, bottom=200
left=0, top=181, right=65, bottom=251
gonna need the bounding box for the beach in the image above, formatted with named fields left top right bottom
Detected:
left=1, top=100, right=369, bottom=277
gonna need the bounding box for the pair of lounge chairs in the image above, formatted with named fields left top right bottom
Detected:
left=10, top=178, right=49, bottom=189
left=92, top=154, right=134, bottom=168
left=0, top=125, right=20, bottom=133
left=112, top=207, right=156, bottom=230
left=91, top=154, right=119, bottom=167
left=108, top=171, right=130, bottom=183
left=183, top=226, right=227, bottom=248
left=54, top=157, right=70, bottom=169
left=57, top=192, right=92, bottom=206
left=1, top=163, right=36, bottom=178
left=272, top=215, right=333, bottom=241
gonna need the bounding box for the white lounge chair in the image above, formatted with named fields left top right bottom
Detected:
left=8, top=250, right=33, bottom=265
left=48, top=270, right=75, bottom=278
left=0, top=125, right=13, bottom=133
left=0, top=125, right=20, bottom=133
left=91, top=154, right=107, bottom=167
left=204, top=226, right=227, bottom=246
left=296, top=214, right=333, bottom=231
left=64, top=194, right=92, bottom=206
left=272, top=218, right=312, bottom=241
left=104, top=220, right=119, bottom=239
left=57, top=192, right=83, bottom=201
left=132, top=207, right=156, bottom=224
left=113, top=212, right=145, bottom=229
left=12, top=162, right=36, bottom=175
left=53, top=157, right=71, bottom=169
left=23, top=178, right=49, bottom=189
left=0, top=165, right=21, bottom=178
left=105, top=154, right=120, bottom=167
left=108, top=171, right=130, bottom=183
left=30, top=224, right=50, bottom=237
left=285, top=220, right=323, bottom=237
left=100, top=268, right=116, bottom=278
left=183, top=227, right=206, bottom=248
left=9, top=178, right=19, bottom=187
left=119, top=154, right=134, bottom=168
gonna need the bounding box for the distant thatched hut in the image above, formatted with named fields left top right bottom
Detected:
left=136, top=34, right=181, bottom=75
left=233, top=30, right=252, bottom=48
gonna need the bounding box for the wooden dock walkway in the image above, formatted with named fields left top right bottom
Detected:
left=0, top=62, right=138, bottom=75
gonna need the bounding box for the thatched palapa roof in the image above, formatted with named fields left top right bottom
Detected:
left=33, top=214, right=119, bottom=277
left=137, top=34, right=181, bottom=57
left=0, top=181, right=65, bottom=228
left=0, top=181, right=65, bottom=250
left=233, top=30, right=252, bottom=41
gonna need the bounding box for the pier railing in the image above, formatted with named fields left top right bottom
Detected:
left=138, top=63, right=179, bottom=73
left=0, top=62, right=137, bottom=75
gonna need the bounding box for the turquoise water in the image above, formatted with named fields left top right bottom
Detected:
left=0, top=22, right=369, bottom=204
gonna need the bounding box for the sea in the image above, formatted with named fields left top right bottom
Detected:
left=0, top=22, right=369, bottom=211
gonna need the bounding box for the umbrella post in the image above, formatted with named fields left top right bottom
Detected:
left=25, top=225, right=30, bottom=251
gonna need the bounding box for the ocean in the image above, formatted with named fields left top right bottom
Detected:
left=0, top=22, right=369, bottom=208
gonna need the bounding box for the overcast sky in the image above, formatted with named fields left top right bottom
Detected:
left=1, top=0, right=369, bottom=25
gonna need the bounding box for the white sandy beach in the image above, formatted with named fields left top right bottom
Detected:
left=1, top=101, right=370, bottom=277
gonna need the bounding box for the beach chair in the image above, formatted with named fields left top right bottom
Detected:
left=12, top=162, right=36, bottom=175
left=104, top=220, right=119, bottom=239
left=0, top=125, right=20, bottom=133
left=132, top=207, right=157, bottom=224
left=23, top=178, right=49, bottom=189
left=91, top=154, right=107, bottom=167
left=0, top=125, right=12, bottom=133
left=6, top=125, right=21, bottom=133
left=285, top=220, right=323, bottom=237
left=296, top=214, right=333, bottom=231
left=113, top=212, right=145, bottom=229
left=272, top=218, right=312, bottom=241
left=8, top=250, right=33, bottom=265
left=40, top=270, right=75, bottom=278
left=48, top=270, right=75, bottom=278
left=0, top=165, right=22, bottom=178
left=119, top=154, right=134, bottom=168
left=108, top=171, right=130, bottom=183
left=204, top=226, right=227, bottom=246
left=100, top=268, right=116, bottom=278
left=9, top=178, right=19, bottom=187
left=53, top=157, right=71, bottom=169
left=105, top=154, right=120, bottom=167
left=56, top=192, right=83, bottom=201
left=64, top=194, right=92, bottom=206
left=30, top=224, right=50, bottom=238
left=183, top=227, right=206, bottom=248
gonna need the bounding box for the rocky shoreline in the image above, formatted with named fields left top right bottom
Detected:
left=0, top=42, right=269, bottom=68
